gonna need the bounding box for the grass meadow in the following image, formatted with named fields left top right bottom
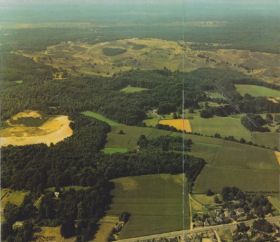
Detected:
left=120, top=85, right=149, bottom=94
left=235, top=84, right=280, bottom=97
left=107, top=174, right=189, bottom=239
left=188, top=113, right=251, bottom=141
left=193, top=141, right=279, bottom=193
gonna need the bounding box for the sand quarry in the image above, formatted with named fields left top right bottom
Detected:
left=0, top=110, right=73, bottom=147
left=159, top=119, right=192, bottom=133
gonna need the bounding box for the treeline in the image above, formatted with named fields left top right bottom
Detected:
left=200, top=104, right=238, bottom=118
left=98, top=151, right=205, bottom=185
left=241, top=114, right=270, bottom=132
left=137, top=135, right=193, bottom=152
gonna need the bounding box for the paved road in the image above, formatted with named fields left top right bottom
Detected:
left=116, top=215, right=280, bottom=242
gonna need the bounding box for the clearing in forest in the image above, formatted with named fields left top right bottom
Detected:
left=235, top=84, right=280, bottom=97
left=120, top=85, right=149, bottom=93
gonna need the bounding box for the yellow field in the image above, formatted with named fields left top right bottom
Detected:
left=159, top=119, right=192, bottom=132
left=93, top=215, right=119, bottom=242
left=0, top=111, right=73, bottom=147
left=17, top=38, right=280, bottom=84
left=34, top=226, right=75, bottom=242
left=274, top=151, right=280, bottom=165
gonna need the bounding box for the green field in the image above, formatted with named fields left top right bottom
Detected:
left=188, top=113, right=252, bottom=141
left=106, top=125, right=174, bottom=151
left=81, top=111, right=120, bottom=126
left=235, top=84, right=280, bottom=97
left=252, top=132, right=280, bottom=149
left=102, top=147, right=129, bottom=154
left=107, top=174, right=189, bottom=239
left=205, top=91, right=226, bottom=100
left=193, top=141, right=279, bottom=193
left=120, top=85, right=149, bottom=94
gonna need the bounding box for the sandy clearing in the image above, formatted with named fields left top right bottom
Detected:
left=274, top=151, right=280, bottom=165
left=268, top=97, right=279, bottom=104
left=12, top=110, right=42, bottom=120
left=0, top=115, right=73, bottom=147
left=159, top=119, right=192, bottom=133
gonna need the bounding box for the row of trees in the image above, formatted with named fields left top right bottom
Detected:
left=241, top=114, right=270, bottom=132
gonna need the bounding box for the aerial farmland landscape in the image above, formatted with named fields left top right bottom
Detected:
left=1, top=0, right=280, bottom=241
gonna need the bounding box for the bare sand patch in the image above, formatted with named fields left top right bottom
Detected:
left=268, top=97, right=279, bottom=104
left=159, top=119, right=192, bottom=133
left=0, top=112, right=73, bottom=147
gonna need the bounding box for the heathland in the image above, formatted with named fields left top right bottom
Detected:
left=17, top=38, right=280, bottom=84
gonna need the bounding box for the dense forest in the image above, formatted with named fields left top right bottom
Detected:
left=2, top=54, right=280, bottom=125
